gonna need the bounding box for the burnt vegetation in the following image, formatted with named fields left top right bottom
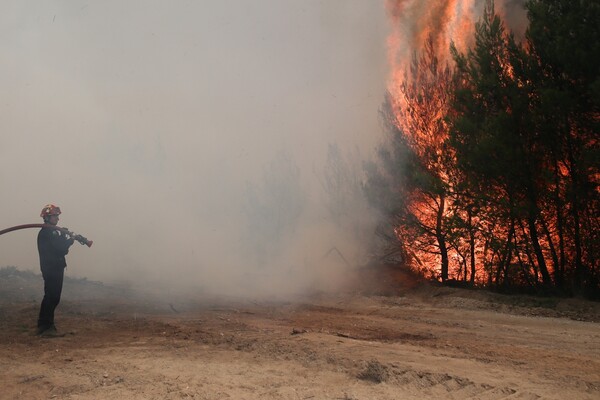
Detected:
left=365, top=0, right=599, bottom=298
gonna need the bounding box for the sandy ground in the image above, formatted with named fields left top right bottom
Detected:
left=1, top=266, right=599, bottom=400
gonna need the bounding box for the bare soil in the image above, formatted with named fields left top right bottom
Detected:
left=1, top=266, right=599, bottom=400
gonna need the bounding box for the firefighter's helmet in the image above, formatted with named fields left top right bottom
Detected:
left=40, top=204, right=62, bottom=219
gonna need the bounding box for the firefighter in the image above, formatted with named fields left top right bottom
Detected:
left=36, top=204, right=74, bottom=337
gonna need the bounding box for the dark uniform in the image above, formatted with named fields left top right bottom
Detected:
left=37, top=227, right=74, bottom=332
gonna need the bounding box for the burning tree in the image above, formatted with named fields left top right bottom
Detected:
left=368, top=0, right=599, bottom=296
left=367, top=8, right=484, bottom=284
left=450, top=2, right=555, bottom=288
left=450, top=0, right=599, bottom=294
left=383, top=36, right=456, bottom=282
left=524, top=0, right=600, bottom=294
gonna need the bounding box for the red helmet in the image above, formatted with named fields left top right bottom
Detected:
left=40, top=204, right=62, bottom=219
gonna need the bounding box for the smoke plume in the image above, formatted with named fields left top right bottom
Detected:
left=0, top=1, right=388, bottom=299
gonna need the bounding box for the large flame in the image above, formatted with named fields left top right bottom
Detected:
left=386, top=0, right=477, bottom=72
left=386, top=0, right=483, bottom=160
left=387, top=1, right=527, bottom=58
left=387, top=0, right=527, bottom=112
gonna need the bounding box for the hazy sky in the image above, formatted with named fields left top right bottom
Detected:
left=0, top=1, right=389, bottom=296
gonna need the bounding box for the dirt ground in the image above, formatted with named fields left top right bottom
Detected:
left=1, top=266, right=599, bottom=400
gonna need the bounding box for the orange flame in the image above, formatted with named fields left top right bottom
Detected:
left=386, top=0, right=478, bottom=105
left=386, top=0, right=528, bottom=116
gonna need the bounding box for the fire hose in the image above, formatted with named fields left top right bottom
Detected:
left=0, top=224, right=93, bottom=247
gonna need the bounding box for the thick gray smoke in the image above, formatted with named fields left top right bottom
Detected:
left=0, top=1, right=388, bottom=298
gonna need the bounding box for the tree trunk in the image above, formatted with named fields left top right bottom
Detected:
left=566, top=133, right=585, bottom=292
left=436, top=194, right=449, bottom=282
left=527, top=214, right=552, bottom=287
left=552, top=157, right=567, bottom=290
left=468, top=208, right=476, bottom=285
left=541, top=216, right=561, bottom=289
left=498, top=220, right=516, bottom=288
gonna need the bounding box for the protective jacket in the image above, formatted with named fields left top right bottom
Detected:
left=37, top=227, right=74, bottom=270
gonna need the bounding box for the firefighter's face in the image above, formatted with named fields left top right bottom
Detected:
left=47, top=214, right=59, bottom=225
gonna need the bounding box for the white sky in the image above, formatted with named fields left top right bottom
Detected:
left=0, top=1, right=388, bottom=297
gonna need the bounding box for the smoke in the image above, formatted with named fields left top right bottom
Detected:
left=0, top=1, right=388, bottom=298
